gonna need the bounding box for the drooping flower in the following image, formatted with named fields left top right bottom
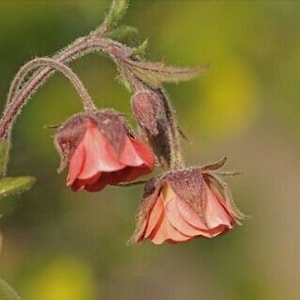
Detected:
left=131, top=159, right=244, bottom=244
left=54, top=109, right=155, bottom=192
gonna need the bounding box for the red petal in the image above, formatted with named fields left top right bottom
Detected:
left=145, top=192, right=191, bottom=244
left=144, top=197, right=164, bottom=238
left=209, top=184, right=237, bottom=223
left=204, top=225, right=227, bottom=237
left=205, top=183, right=234, bottom=229
left=78, top=125, right=125, bottom=179
left=82, top=172, right=122, bottom=192
left=160, top=185, right=195, bottom=238
left=174, top=186, right=232, bottom=238
left=176, top=195, right=221, bottom=238
left=84, top=170, right=137, bottom=191
left=67, top=142, right=86, bottom=185
left=70, top=173, right=102, bottom=191
left=165, top=198, right=206, bottom=238
left=108, top=165, right=152, bottom=184
left=130, top=138, right=155, bottom=169
left=120, top=137, right=154, bottom=169
left=76, top=167, right=151, bottom=192
left=150, top=215, right=191, bottom=245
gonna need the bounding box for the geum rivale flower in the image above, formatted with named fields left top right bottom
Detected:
left=131, top=159, right=244, bottom=244
left=55, top=109, right=155, bottom=192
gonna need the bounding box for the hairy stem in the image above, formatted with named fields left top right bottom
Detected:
left=0, top=35, right=132, bottom=140
left=9, top=58, right=96, bottom=111
left=156, top=88, right=184, bottom=169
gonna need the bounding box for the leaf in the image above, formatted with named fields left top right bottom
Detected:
left=104, top=0, right=129, bottom=29
left=0, top=278, right=21, bottom=300
left=0, top=141, right=10, bottom=177
left=107, top=24, right=137, bottom=40
left=0, top=176, right=35, bottom=199
left=107, top=25, right=138, bottom=40
left=126, top=60, right=211, bottom=89
left=131, top=39, right=148, bottom=57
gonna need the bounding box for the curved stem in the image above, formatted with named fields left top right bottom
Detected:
left=15, top=58, right=96, bottom=111
left=0, top=36, right=132, bottom=140
left=6, top=36, right=86, bottom=107
left=6, top=62, right=36, bottom=107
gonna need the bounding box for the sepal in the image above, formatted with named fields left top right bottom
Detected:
left=126, top=60, right=211, bottom=89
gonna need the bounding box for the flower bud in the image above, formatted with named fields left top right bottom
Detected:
left=131, top=160, right=244, bottom=244
left=131, top=90, right=164, bottom=136
left=54, top=109, right=155, bottom=192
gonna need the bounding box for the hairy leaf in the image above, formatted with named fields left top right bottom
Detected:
left=126, top=60, right=210, bottom=89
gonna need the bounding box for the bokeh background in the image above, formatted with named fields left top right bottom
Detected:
left=0, top=1, right=299, bottom=299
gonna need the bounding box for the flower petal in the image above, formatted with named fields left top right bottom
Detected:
left=130, top=138, right=155, bottom=169
left=120, top=137, right=154, bottom=169
left=172, top=190, right=206, bottom=229
left=108, top=165, right=153, bottom=184
left=205, top=183, right=234, bottom=229
left=79, top=125, right=125, bottom=179
left=165, top=198, right=206, bottom=238
left=209, top=183, right=238, bottom=223
left=205, top=225, right=227, bottom=237
left=175, top=196, right=219, bottom=238
left=144, top=197, right=164, bottom=238
left=145, top=193, right=190, bottom=244
left=67, top=142, right=86, bottom=185
left=82, top=172, right=125, bottom=192
left=150, top=215, right=191, bottom=245
left=70, top=173, right=102, bottom=191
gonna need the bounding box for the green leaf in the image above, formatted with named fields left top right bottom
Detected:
left=0, top=176, right=35, bottom=199
left=132, top=39, right=148, bottom=57
left=0, top=141, right=10, bottom=177
left=106, top=25, right=138, bottom=40
left=126, top=60, right=211, bottom=89
left=104, top=0, right=128, bottom=29
left=0, top=278, right=21, bottom=300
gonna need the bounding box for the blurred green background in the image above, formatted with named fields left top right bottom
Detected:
left=0, top=1, right=299, bottom=299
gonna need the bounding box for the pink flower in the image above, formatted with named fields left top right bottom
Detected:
left=131, top=159, right=244, bottom=244
left=55, top=110, right=155, bottom=192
